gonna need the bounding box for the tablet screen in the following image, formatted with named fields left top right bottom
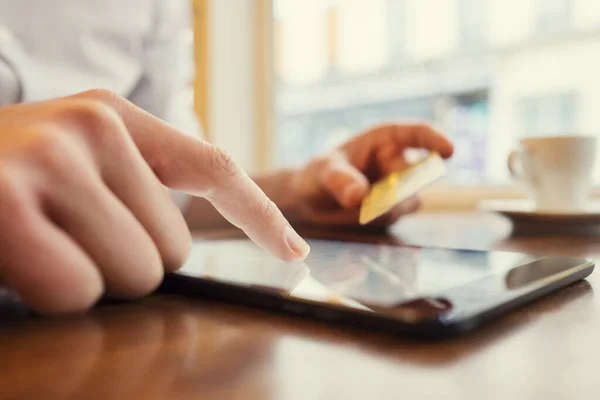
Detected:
left=176, top=239, right=547, bottom=314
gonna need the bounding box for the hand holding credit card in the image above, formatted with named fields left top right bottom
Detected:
left=359, top=152, right=447, bottom=225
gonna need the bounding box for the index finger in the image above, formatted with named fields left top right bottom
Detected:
left=367, top=123, right=454, bottom=159
left=71, top=90, right=310, bottom=262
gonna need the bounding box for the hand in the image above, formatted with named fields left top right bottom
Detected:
left=290, top=123, right=453, bottom=227
left=0, top=89, right=310, bottom=314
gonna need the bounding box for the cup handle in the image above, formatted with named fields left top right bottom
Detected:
left=508, top=149, right=538, bottom=185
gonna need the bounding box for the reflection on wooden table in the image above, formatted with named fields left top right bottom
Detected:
left=1, top=213, right=599, bottom=400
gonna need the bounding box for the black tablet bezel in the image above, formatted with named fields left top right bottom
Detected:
left=159, top=240, right=595, bottom=339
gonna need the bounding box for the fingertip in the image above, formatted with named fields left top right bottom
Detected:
left=341, top=182, right=369, bottom=209
left=403, top=196, right=421, bottom=213
left=442, top=141, right=455, bottom=159
left=284, top=226, right=311, bottom=260
left=435, top=130, right=454, bottom=159
left=27, top=272, right=104, bottom=315
left=162, top=228, right=193, bottom=273
left=417, top=123, right=453, bottom=159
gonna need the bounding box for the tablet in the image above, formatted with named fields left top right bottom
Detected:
left=161, top=239, right=594, bottom=339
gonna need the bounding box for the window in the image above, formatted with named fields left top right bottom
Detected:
left=272, top=0, right=600, bottom=185
left=459, top=0, right=488, bottom=48
left=518, top=93, right=580, bottom=137
left=386, top=0, right=407, bottom=62
left=536, top=0, right=571, bottom=34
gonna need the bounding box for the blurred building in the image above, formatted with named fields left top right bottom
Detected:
left=272, top=0, right=600, bottom=184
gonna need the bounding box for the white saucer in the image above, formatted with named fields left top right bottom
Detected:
left=478, top=199, right=600, bottom=222
left=478, top=200, right=600, bottom=236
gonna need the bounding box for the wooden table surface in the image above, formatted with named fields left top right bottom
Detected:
left=1, top=213, right=600, bottom=400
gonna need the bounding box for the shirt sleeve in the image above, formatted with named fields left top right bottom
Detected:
left=127, top=0, right=204, bottom=211
left=0, top=24, right=24, bottom=106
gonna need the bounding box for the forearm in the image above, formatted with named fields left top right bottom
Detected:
left=183, top=168, right=302, bottom=230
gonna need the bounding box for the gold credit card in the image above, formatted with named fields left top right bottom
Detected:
left=359, top=152, right=447, bottom=225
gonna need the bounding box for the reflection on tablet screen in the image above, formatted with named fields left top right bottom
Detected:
left=177, top=239, right=537, bottom=311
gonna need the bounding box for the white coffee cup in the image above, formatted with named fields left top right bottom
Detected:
left=508, top=135, right=598, bottom=211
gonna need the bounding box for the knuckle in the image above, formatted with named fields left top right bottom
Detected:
left=78, top=88, right=122, bottom=104
left=62, top=100, right=127, bottom=149
left=205, top=145, right=239, bottom=181
left=251, top=197, right=278, bottom=223
left=65, top=99, right=112, bottom=125
left=0, top=169, right=30, bottom=224
left=312, top=154, right=335, bottom=174
left=322, top=157, right=345, bottom=181
left=414, top=123, right=436, bottom=139
left=31, top=130, right=78, bottom=175
left=311, top=155, right=328, bottom=167
left=25, top=127, right=97, bottom=188
left=415, top=122, right=432, bottom=131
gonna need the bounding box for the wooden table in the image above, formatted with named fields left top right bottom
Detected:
left=1, top=213, right=600, bottom=400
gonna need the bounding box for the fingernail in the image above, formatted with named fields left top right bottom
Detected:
left=285, top=226, right=311, bottom=260
left=343, top=184, right=363, bottom=207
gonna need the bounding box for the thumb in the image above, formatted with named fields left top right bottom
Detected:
left=317, top=153, right=370, bottom=209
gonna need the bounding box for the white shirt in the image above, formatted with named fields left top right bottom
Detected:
left=0, top=0, right=201, bottom=209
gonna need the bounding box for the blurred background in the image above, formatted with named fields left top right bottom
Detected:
left=193, top=0, right=600, bottom=208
